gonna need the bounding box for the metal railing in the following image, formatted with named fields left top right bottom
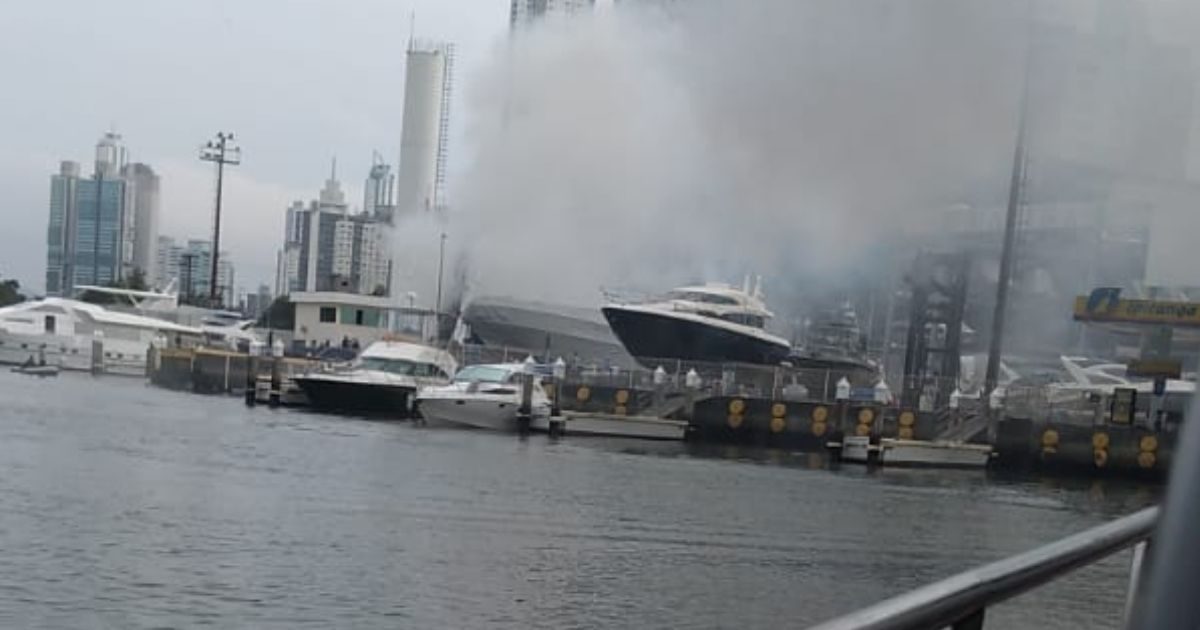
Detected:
left=807, top=506, right=1158, bottom=630
left=452, top=342, right=882, bottom=404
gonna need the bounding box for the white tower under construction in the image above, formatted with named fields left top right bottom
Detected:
left=396, top=40, right=454, bottom=216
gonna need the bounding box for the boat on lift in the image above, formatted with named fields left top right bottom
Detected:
left=416, top=363, right=552, bottom=431
left=601, top=278, right=793, bottom=366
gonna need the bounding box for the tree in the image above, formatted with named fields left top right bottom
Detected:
left=0, top=278, right=24, bottom=307
left=256, top=296, right=295, bottom=330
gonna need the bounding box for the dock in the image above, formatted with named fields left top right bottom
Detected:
left=532, top=412, right=688, bottom=441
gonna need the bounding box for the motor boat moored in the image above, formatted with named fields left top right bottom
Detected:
left=293, top=340, right=457, bottom=417
left=416, top=363, right=551, bottom=431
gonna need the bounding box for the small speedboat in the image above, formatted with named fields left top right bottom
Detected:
left=11, top=364, right=60, bottom=377
left=416, top=363, right=551, bottom=431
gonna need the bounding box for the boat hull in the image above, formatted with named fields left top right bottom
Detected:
left=464, top=298, right=636, bottom=367
left=602, top=306, right=791, bottom=366
left=418, top=396, right=546, bottom=431
left=293, top=377, right=416, bottom=418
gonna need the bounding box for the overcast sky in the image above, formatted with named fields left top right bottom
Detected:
left=0, top=0, right=510, bottom=294
left=4, top=0, right=1200, bottom=300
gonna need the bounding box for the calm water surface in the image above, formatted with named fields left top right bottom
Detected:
left=0, top=371, right=1158, bottom=629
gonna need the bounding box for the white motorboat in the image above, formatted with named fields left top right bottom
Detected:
left=0, top=298, right=204, bottom=376
left=416, top=363, right=552, bottom=431
left=292, top=339, right=456, bottom=417
left=601, top=280, right=793, bottom=366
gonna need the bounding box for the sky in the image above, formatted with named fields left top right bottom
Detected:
left=0, top=0, right=510, bottom=294
left=3, top=0, right=1200, bottom=310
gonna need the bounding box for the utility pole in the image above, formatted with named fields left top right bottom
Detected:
left=200, top=132, right=241, bottom=307
left=984, top=4, right=1035, bottom=401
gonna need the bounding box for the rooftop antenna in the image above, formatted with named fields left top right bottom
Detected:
left=330, top=156, right=337, bottom=181
left=408, top=10, right=416, bottom=52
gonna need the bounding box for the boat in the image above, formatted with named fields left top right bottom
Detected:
left=416, top=363, right=552, bottom=431
left=789, top=302, right=878, bottom=373
left=292, top=340, right=456, bottom=417
left=601, top=280, right=793, bottom=367
left=11, top=364, right=60, bottom=377
left=75, top=283, right=261, bottom=350
left=461, top=296, right=637, bottom=368
left=878, top=438, right=992, bottom=468
left=0, top=297, right=204, bottom=376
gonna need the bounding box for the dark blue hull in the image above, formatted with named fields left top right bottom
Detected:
left=293, top=377, right=415, bottom=418
left=602, top=307, right=791, bottom=366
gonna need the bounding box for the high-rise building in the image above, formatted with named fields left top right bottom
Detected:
left=364, top=152, right=396, bottom=223
left=396, top=40, right=454, bottom=216
left=275, top=169, right=392, bottom=297
left=121, top=162, right=160, bottom=282
left=45, top=132, right=164, bottom=295
left=510, top=0, right=595, bottom=27
left=45, top=161, right=81, bottom=296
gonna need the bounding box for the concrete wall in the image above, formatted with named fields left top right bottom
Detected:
left=293, top=302, right=389, bottom=347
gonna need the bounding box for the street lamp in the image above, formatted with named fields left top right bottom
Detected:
left=199, top=132, right=241, bottom=307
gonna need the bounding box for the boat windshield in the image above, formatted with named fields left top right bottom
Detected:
left=668, top=290, right=741, bottom=306
left=359, top=357, right=447, bottom=378
left=453, top=365, right=517, bottom=383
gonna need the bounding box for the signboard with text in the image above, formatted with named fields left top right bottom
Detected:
left=1073, top=288, right=1200, bottom=327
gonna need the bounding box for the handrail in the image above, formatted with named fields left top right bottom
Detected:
left=807, top=506, right=1159, bottom=630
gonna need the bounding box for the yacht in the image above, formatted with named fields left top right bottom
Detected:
left=416, top=363, right=551, bottom=431
left=75, top=283, right=260, bottom=350
left=601, top=281, right=792, bottom=366
left=0, top=297, right=204, bottom=376
left=292, top=340, right=457, bottom=417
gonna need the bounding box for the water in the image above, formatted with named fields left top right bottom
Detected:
left=0, top=371, right=1158, bottom=629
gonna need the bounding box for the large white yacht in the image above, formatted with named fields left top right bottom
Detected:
left=601, top=280, right=793, bottom=366
left=0, top=297, right=204, bottom=376
left=292, top=339, right=457, bottom=417
left=416, top=363, right=552, bottom=431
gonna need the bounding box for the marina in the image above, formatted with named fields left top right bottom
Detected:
left=6, top=1, right=1200, bottom=626
left=0, top=369, right=1160, bottom=629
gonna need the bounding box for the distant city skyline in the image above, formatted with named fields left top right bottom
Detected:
left=0, top=0, right=512, bottom=295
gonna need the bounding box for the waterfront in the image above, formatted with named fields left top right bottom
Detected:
left=0, top=371, right=1158, bottom=629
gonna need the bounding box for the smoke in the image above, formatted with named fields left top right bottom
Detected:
left=439, top=0, right=1029, bottom=314
left=388, top=0, right=1199, bottom=365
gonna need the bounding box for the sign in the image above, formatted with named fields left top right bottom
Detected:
left=1110, top=387, right=1137, bottom=425
left=1073, top=289, right=1200, bottom=327
left=1127, top=358, right=1183, bottom=380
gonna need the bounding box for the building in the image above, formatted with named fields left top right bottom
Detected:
left=243, top=283, right=273, bottom=318
left=510, top=0, right=595, bottom=27
left=121, top=162, right=160, bottom=282
left=291, top=291, right=424, bottom=348
left=364, top=152, right=396, bottom=223
left=44, top=132, right=165, bottom=295
left=275, top=168, right=392, bottom=298
left=396, top=40, right=454, bottom=216
left=45, top=140, right=130, bottom=293
left=155, top=236, right=234, bottom=306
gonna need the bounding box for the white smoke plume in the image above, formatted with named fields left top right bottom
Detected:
left=431, top=0, right=1031, bottom=315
